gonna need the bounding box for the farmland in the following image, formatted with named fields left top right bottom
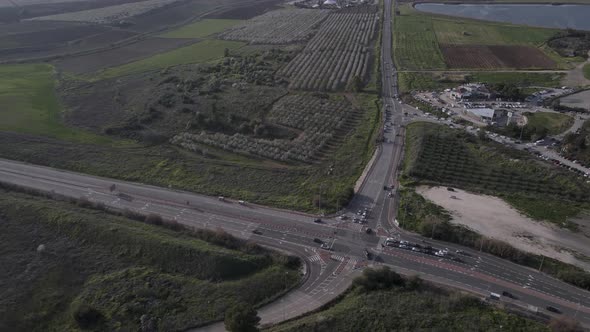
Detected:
left=27, top=0, right=180, bottom=23
left=393, top=4, right=569, bottom=71
left=159, top=19, right=243, bottom=39
left=172, top=94, right=362, bottom=163
left=0, top=189, right=300, bottom=332
left=278, top=7, right=379, bottom=91
left=0, top=64, right=112, bottom=144
left=402, top=122, right=590, bottom=224
left=440, top=45, right=556, bottom=69
left=91, top=39, right=244, bottom=79
left=219, top=9, right=328, bottom=44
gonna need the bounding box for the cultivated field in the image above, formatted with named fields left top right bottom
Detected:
left=219, top=9, right=329, bottom=44
left=91, top=39, right=244, bottom=79
left=55, top=37, right=198, bottom=74
left=393, top=4, right=568, bottom=71
left=0, top=64, right=111, bottom=143
left=159, top=18, right=242, bottom=39
left=278, top=7, right=379, bottom=91
left=403, top=122, right=590, bottom=224
left=440, top=45, right=556, bottom=69
left=27, top=0, right=180, bottom=23
left=172, top=94, right=361, bottom=163
left=524, top=112, right=574, bottom=135
left=418, top=186, right=590, bottom=271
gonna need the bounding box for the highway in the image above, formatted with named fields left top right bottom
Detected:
left=1, top=0, right=590, bottom=329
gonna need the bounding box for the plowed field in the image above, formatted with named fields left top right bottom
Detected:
left=440, top=44, right=556, bottom=69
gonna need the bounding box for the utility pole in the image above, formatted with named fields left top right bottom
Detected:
left=538, top=256, right=545, bottom=272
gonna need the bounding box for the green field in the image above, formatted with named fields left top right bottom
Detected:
left=0, top=64, right=112, bottom=143
left=270, top=268, right=548, bottom=332
left=584, top=63, right=590, bottom=80
left=525, top=112, right=574, bottom=135
left=393, top=4, right=567, bottom=71
left=94, top=39, right=245, bottom=79
left=0, top=189, right=299, bottom=331
left=159, top=19, right=242, bottom=39
left=398, top=71, right=565, bottom=93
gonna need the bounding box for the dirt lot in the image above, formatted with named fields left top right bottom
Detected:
left=560, top=89, right=590, bottom=111
left=440, top=44, right=556, bottom=69
left=54, top=36, right=197, bottom=74
left=417, top=186, right=590, bottom=271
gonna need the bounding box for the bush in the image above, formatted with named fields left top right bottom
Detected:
left=353, top=266, right=405, bottom=292
left=224, top=303, right=260, bottom=332
left=72, top=303, right=104, bottom=329
left=144, top=213, right=163, bottom=226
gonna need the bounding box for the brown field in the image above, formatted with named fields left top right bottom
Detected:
left=54, top=37, right=197, bottom=74
left=440, top=44, right=556, bottom=69
left=204, top=0, right=284, bottom=19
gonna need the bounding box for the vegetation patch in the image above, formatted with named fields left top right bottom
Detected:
left=402, top=122, right=590, bottom=225
left=159, top=19, right=243, bottom=39
left=524, top=112, right=574, bottom=135
left=0, top=190, right=300, bottom=332
left=584, top=63, right=590, bottom=80
left=93, top=39, right=245, bottom=79
left=561, top=119, right=590, bottom=166
left=278, top=7, right=379, bottom=91
left=269, top=267, right=548, bottom=332
left=0, top=64, right=112, bottom=144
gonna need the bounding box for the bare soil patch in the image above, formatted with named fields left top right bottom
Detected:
left=204, top=0, right=284, bottom=19
left=440, top=44, right=556, bottom=69
left=417, top=186, right=590, bottom=271
left=54, top=37, right=197, bottom=74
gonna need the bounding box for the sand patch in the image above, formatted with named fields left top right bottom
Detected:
left=416, top=186, right=590, bottom=271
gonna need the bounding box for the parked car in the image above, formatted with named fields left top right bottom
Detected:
left=313, top=218, right=322, bottom=223
left=502, top=291, right=517, bottom=299
left=546, top=306, right=561, bottom=314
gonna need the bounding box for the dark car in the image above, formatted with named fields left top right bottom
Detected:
left=252, top=230, right=263, bottom=235
left=446, top=187, right=455, bottom=192
left=365, top=249, right=373, bottom=260
left=502, top=291, right=517, bottom=299
left=313, top=218, right=322, bottom=223
left=546, top=306, right=561, bottom=314
left=313, top=238, right=323, bottom=244
left=365, top=228, right=373, bottom=234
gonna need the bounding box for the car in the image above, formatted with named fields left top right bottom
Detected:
left=320, top=243, right=331, bottom=250
left=451, top=257, right=464, bottom=263
left=252, top=229, right=263, bottom=235
left=546, top=306, right=561, bottom=314
left=365, top=228, right=373, bottom=234
left=313, top=218, right=322, bottom=223
left=238, top=200, right=245, bottom=205
left=353, top=217, right=361, bottom=223
left=365, top=249, right=373, bottom=260
left=502, top=291, right=517, bottom=299
left=447, top=187, right=455, bottom=192
left=313, top=238, right=323, bottom=244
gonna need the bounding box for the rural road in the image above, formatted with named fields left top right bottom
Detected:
left=1, top=0, right=590, bottom=330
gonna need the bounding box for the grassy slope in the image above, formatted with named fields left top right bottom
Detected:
left=268, top=282, right=547, bottom=332
left=584, top=63, right=590, bottom=80
left=94, top=39, right=245, bottom=79
left=0, top=190, right=299, bottom=332
left=0, top=64, right=113, bottom=144
left=401, top=122, right=590, bottom=225
left=158, top=19, right=243, bottom=38
left=525, top=112, right=574, bottom=135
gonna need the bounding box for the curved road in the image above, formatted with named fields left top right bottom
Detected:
left=1, top=0, right=590, bottom=330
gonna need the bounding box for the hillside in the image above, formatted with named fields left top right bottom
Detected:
left=0, top=189, right=300, bottom=331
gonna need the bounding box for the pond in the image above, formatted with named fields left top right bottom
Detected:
left=414, top=3, right=590, bottom=31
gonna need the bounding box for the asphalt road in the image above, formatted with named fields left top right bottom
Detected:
left=1, top=0, right=590, bottom=329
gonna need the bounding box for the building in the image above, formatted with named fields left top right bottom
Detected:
left=466, top=108, right=505, bottom=122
